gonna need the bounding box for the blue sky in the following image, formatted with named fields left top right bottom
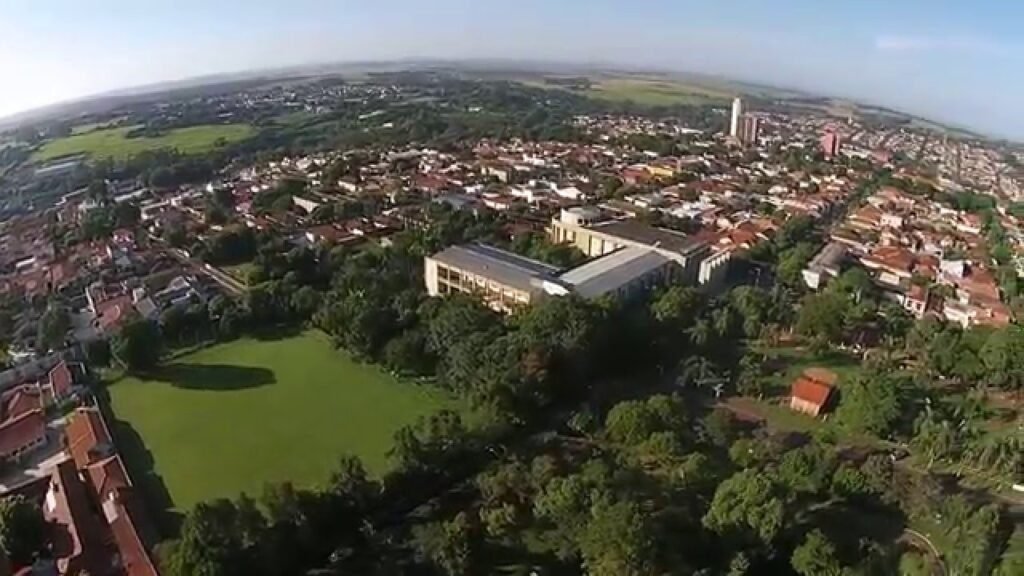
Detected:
left=2, top=0, right=1022, bottom=138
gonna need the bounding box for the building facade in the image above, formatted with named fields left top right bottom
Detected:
left=424, top=244, right=561, bottom=314
left=821, top=130, right=842, bottom=159
left=738, top=114, right=760, bottom=147
left=729, top=97, right=743, bottom=138
left=547, top=208, right=729, bottom=291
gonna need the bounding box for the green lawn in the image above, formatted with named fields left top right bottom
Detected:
left=754, top=345, right=863, bottom=394
left=32, top=123, right=255, bottom=162
left=108, top=331, right=453, bottom=511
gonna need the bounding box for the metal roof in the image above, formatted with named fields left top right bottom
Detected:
left=589, top=219, right=705, bottom=256
left=429, top=244, right=562, bottom=293
left=558, top=246, right=671, bottom=299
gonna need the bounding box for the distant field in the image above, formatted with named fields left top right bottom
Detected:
left=32, top=123, right=255, bottom=162
left=584, top=78, right=733, bottom=106
left=108, top=331, right=453, bottom=511
left=71, top=117, right=125, bottom=135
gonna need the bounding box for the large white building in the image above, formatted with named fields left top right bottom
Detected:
left=729, top=97, right=743, bottom=139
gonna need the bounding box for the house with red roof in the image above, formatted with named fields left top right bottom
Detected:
left=0, top=410, right=46, bottom=463
left=65, top=407, right=114, bottom=469
left=42, top=459, right=110, bottom=576
left=789, top=371, right=836, bottom=418
left=51, top=408, right=160, bottom=576
left=38, top=360, right=77, bottom=407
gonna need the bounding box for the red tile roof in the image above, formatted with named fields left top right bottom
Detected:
left=0, top=410, right=45, bottom=459
left=87, top=455, right=130, bottom=502
left=96, top=295, right=134, bottom=332
left=790, top=377, right=833, bottom=409
left=48, top=360, right=75, bottom=400
left=66, top=407, right=113, bottom=469
left=45, top=460, right=109, bottom=576
left=108, top=488, right=160, bottom=576
left=2, top=386, right=42, bottom=420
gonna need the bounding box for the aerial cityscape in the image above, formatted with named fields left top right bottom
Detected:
left=0, top=3, right=1023, bottom=576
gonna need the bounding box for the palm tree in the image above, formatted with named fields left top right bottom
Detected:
left=688, top=318, right=713, bottom=348
left=711, top=307, right=734, bottom=340
left=677, top=356, right=722, bottom=392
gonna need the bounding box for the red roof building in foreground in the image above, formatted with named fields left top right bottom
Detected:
left=66, top=407, right=114, bottom=469
left=790, top=372, right=836, bottom=418
left=59, top=407, right=160, bottom=576
left=40, top=360, right=76, bottom=407
left=42, top=460, right=109, bottom=575
left=0, top=410, right=46, bottom=463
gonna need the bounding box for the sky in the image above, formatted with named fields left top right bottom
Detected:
left=1, top=0, right=1023, bottom=138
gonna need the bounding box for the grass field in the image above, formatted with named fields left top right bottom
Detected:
left=32, top=123, right=255, bottom=162
left=585, top=78, right=734, bottom=106
left=756, top=345, right=863, bottom=394
left=107, top=331, right=453, bottom=511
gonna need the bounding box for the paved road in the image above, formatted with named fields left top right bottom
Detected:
left=160, top=246, right=247, bottom=296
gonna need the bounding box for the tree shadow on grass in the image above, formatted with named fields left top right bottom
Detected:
left=144, top=363, right=276, bottom=391
left=249, top=324, right=303, bottom=341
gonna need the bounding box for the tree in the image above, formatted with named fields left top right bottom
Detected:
left=796, top=290, right=849, bottom=346
left=37, top=303, right=71, bottom=352
left=113, top=318, right=163, bottom=372
left=413, top=512, right=475, bottom=576
left=579, top=498, right=655, bottom=576
left=837, top=370, right=913, bottom=438
left=604, top=395, right=687, bottom=447
left=113, top=201, right=141, bottom=228
left=777, top=243, right=818, bottom=286
left=80, top=207, right=115, bottom=240
left=327, top=455, right=377, bottom=510
left=776, top=442, right=835, bottom=495
left=791, top=530, right=843, bottom=576
left=382, top=329, right=434, bottom=376
left=84, top=338, right=112, bottom=368
left=0, top=495, right=46, bottom=567
left=165, top=499, right=258, bottom=576
left=703, top=469, right=785, bottom=546
left=703, top=408, right=746, bottom=447
left=979, top=326, right=1024, bottom=399
left=289, top=286, right=321, bottom=320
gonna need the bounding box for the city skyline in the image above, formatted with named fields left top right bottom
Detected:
left=3, top=1, right=1024, bottom=138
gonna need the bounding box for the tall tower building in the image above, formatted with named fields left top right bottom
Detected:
left=729, top=97, right=743, bottom=138
left=820, top=130, right=842, bottom=159
left=739, top=115, right=760, bottom=147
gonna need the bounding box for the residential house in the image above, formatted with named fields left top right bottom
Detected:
left=789, top=371, right=836, bottom=417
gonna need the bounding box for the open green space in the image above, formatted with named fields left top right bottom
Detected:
left=32, top=123, right=255, bottom=162
left=585, top=78, right=734, bottom=106
left=756, top=345, right=863, bottom=394
left=107, top=331, right=453, bottom=511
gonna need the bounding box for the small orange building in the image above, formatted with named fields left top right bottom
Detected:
left=789, top=369, right=836, bottom=417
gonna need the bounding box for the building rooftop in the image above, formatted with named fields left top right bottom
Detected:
left=791, top=376, right=834, bottom=408
left=589, top=219, right=705, bottom=256
left=66, top=407, right=114, bottom=469
left=430, top=243, right=562, bottom=294
left=807, top=242, right=847, bottom=271
left=0, top=410, right=45, bottom=457
left=558, top=247, right=670, bottom=299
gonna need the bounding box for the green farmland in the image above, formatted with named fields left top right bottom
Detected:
left=32, top=123, right=255, bottom=162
